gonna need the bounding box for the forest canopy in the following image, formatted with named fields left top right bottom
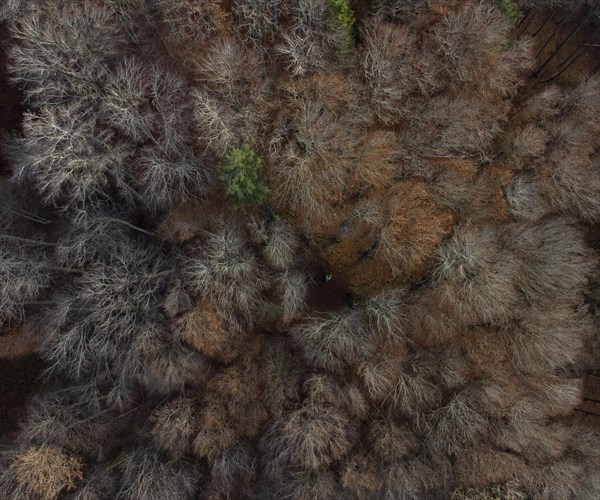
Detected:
left=0, top=1, right=599, bottom=499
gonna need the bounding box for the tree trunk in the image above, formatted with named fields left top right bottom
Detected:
left=534, top=1, right=582, bottom=60
left=533, top=10, right=594, bottom=78
left=0, top=234, right=56, bottom=247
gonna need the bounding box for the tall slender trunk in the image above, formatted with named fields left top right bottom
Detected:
left=0, top=234, right=56, bottom=247
left=518, top=8, right=536, bottom=33
left=556, top=39, right=588, bottom=69
left=9, top=208, right=52, bottom=225
left=533, top=10, right=594, bottom=78
left=530, top=13, right=552, bottom=38
left=540, top=29, right=600, bottom=83
left=534, top=1, right=582, bottom=60
left=96, top=217, right=155, bottom=237
left=518, top=8, right=532, bottom=28
left=540, top=44, right=590, bottom=83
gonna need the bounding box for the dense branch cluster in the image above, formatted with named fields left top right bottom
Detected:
left=0, top=1, right=599, bottom=499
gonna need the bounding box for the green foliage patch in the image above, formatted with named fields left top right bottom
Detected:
left=325, top=0, right=356, bottom=64
left=326, top=0, right=356, bottom=31
left=495, top=0, right=521, bottom=26
left=219, top=145, right=269, bottom=208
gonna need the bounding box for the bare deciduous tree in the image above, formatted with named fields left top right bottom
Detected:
left=260, top=403, right=356, bottom=473
left=505, top=174, right=552, bottom=221
left=263, top=218, right=299, bottom=270
left=11, top=446, right=83, bottom=500
left=137, top=146, right=208, bottom=213
left=0, top=236, right=59, bottom=324
left=117, top=446, right=199, bottom=500
left=276, top=270, right=308, bottom=324
left=261, top=338, right=302, bottom=417
left=74, top=246, right=173, bottom=339
left=378, top=458, right=447, bottom=500
left=54, top=209, right=142, bottom=268
left=68, top=465, right=117, bottom=500
left=209, top=443, right=257, bottom=498
left=183, top=222, right=270, bottom=322
left=20, top=385, right=117, bottom=459
left=366, top=288, right=408, bottom=343
left=158, top=0, right=230, bottom=44
left=267, top=469, right=342, bottom=500
left=291, top=309, right=371, bottom=374
left=369, top=418, right=420, bottom=461
left=509, top=303, right=592, bottom=374
left=102, top=58, right=155, bottom=143
left=9, top=2, right=122, bottom=106
left=11, top=104, right=134, bottom=210
left=362, top=19, right=438, bottom=124
left=434, top=225, right=521, bottom=324
left=150, top=397, right=197, bottom=458
left=426, top=389, right=487, bottom=456
left=233, top=0, right=286, bottom=43
left=509, top=217, right=595, bottom=304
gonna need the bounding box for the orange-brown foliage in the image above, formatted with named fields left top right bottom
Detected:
left=14, top=446, right=83, bottom=500
left=175, top=299, right=244, bottom=363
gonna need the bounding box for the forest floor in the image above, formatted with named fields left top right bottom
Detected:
left=523, top=6, right=600, bottom=88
